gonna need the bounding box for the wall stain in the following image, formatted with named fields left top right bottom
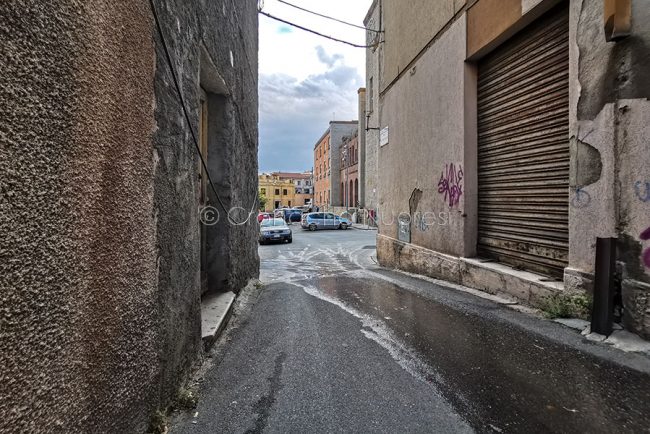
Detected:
left=641, top=227, right=650, bottom=268
left=246, top=352, right=287, bottom=434
left=570, top=137, right=602, bottom=187
left=409, top=188, right=423, bottom=215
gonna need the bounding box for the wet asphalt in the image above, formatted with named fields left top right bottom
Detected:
left=172, top=225, right=650, bottom=434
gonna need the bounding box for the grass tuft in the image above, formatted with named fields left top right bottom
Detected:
left=176, top=388, right=198, bottom=410
left=148, top=410, right=168, bottom=434
left=541, top=292, right=592, bottom=320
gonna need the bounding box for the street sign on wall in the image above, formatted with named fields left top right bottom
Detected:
left=380, top=127, right=389, bottom=147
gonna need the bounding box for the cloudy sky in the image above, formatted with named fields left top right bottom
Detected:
left=258, top=0, right=372, bottom=173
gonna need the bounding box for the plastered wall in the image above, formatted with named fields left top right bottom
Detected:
left=378, top=16, right=470, bottom=257
left=0, top=0, right=259, bottom=431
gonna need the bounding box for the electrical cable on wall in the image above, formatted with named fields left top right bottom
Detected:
left=148, top=0, right=258, bottom=218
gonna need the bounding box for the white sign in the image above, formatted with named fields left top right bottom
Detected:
left=380, top=127, right=389, bottom=147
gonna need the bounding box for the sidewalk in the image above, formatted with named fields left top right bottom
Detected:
left=352, top=223, right=377, bottom=231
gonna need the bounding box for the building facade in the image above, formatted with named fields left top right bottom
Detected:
left=273, top=171, right=314, bottom=207
left=314, top=129, right=331, bottom=207
left=363, top=3, right=381, bottom=214
left=367, top=0, right=650, bottom=338
left=1, top=1, right=259, bottom=432
left=259, top=174, right=296, bottom=211
left=357, top=88, right=367, bottom=207
left=314, top=121, right=358, bottom=208
left=340, top=130, right=360, bottom=208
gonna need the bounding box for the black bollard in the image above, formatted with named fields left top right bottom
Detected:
left=591, top=237, right=616, bottom=335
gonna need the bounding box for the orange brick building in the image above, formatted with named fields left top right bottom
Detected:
left=314, top=131, right=331, bottom=207
left=314, top=121, right=358, bottom=208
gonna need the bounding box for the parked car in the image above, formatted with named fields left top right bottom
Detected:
left=257, top=212, right=272, bottom=223
left=273, top=208, right=302, bottom=222
left=284, top=208, right=303, bottom=223
left=259, top=218, right=292, bottom=244
left=301, top=212, right=351, bottom=231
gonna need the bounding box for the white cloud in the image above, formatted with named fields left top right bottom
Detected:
left=258, top=0, right=372, bottom=172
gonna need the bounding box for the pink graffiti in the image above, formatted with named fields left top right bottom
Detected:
left=438, top=163, right=464, bottom=207
left=641, top=227, right=650, bottom=268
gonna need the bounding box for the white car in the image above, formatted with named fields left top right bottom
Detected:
left=259, top=218, right=292, bottom=244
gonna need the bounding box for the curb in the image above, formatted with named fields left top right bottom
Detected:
left=201, top=291, right=236, bottom=351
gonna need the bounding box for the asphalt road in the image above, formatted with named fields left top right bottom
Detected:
left=172, top=225, right=650, bottom=434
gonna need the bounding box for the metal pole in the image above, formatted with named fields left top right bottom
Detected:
left=591, top=237, right=617, bottom=335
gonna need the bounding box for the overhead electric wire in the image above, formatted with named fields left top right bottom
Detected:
left=259, top=10, right=378, bottom=48
left=276, top=0, right=380, bottom=33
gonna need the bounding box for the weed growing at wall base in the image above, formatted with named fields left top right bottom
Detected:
left=540, top=293, right=592, bottom=320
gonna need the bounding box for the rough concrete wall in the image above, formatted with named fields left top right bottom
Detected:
left=0, top=0, right=258, bottom=431
left=151, top=0, right=259, bottom=406
left=358, top=89, right=367, bottom=207
left=570, top=0, right=650, bottom=278
left=1, top=1, right=159, bottom=431
left=378, top=16, right=469, bottom=257
left=329, top=123, right=358, bottom=206
left=569, top=0, right=650, bottom=337
left=364, top=2, right=381, bottom=212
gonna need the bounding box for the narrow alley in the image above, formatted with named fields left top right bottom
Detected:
left=172, top=227, right=650, bottom=433
left=4, top=1, right=650, bottom=433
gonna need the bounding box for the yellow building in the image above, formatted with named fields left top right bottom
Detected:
left=258, top=174, right=296, bottom=212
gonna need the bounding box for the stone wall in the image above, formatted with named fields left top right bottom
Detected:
left=0, top=0, right=258, bottom=431
left=363, top=1, right=381, bottom=213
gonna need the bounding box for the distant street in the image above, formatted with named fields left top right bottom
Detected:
left=172, top=225, right=650, bottom=434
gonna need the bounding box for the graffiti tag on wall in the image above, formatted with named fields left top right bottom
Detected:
left=635, top=181, right=650, bottom=202
left=438, top=163, right=463, bottom=207
left=641, top=227, right=650, bottom=268
left=571, top=187, right=592, bottom=208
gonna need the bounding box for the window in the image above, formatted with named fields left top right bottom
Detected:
left=261, top=188, right=266, bottom=195
left=275, top=189, right=280, bottom=195
left=288, top=201, right=292, bottom=207
left=283, top=189, right=288, bottom=195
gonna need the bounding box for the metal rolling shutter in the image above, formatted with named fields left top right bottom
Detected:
left=477, top=5, right=569, bottom=278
